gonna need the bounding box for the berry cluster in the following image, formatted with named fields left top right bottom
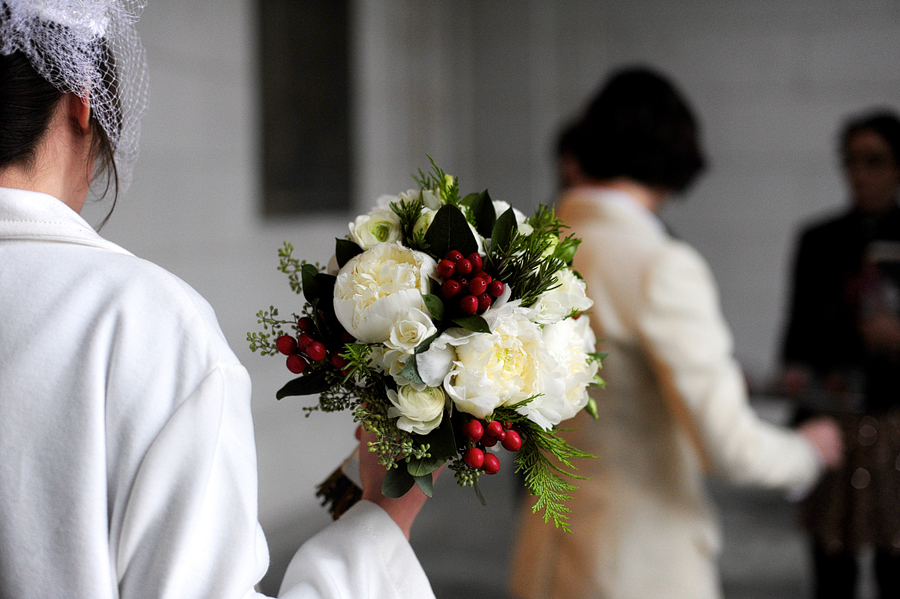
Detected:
left=461, top=419, right=522, bottom=475
left=275, top=316, right=350, bottom=375
left=437, top=250, right=505, bottom=315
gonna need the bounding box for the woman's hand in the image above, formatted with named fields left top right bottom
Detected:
left=356, top=426, right=433, bottom=540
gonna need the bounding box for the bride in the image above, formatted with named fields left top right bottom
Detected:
left=0, top=1, right=434, bottom=597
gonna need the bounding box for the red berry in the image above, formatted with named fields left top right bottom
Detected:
left=475, top=272, right=493, bottom=284
left=477, top=293, right=492, bottom=312
left=341, top=331, right=356, bottom=343
left=486, top=420, right=504, bottom=439
left=462, top=420, right=484, bottom=443
left=482, top=453, right=500, bottom=475
left=286, top=354, right=307, bottom=374
left=441, top=279, right=462, bottom=298
left=455, top=258, right=473, bottom=276
left=297, top=333, right=315, bottom=351
left=275, top=334, right=298, bottom=355
left=488, top=280, right=505, bottom=298
left=482, top=435, right=498, bottom=447
left=456, top=277, right=469, bottom=289
left=445, top=250, right=464, bottom=262
left=467, top=253, right=483, bottom=273
left=297, top=317, right=315, bottom=332
left=459, top=294, right=478, bottom=315
left=468, top=277, right=487, bottom=296
left=502, top=430, right=522, bottom=451
left=464, top=447, right=485, bottom=469
left=331, top=354, right=349, bottom=369
left=306, top=341, right=327, bottom=362
left=436, top=259, right=456, bottom=279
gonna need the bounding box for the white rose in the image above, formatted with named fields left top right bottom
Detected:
left=532, top=268, right=593, bottom=325
left=387, top=384, right=446, bottom=435
left=441, top=302, right=551, bottom=419
left=333, top=242, right=437, bottom=343
left=412, top=208, right=437, bottom=239
left=348, top=208, right=402, bottom=250
left=387, top=308, right=437, bottom=353
left=516, top=316, right=598, bottom=429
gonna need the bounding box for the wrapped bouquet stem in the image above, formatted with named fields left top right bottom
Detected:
left=249, top=161, right=605, bottom=531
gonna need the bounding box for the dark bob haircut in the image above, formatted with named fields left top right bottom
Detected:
left=840, top=109, right=900, bottom=167
left=568, top=67, right=706, bottom=194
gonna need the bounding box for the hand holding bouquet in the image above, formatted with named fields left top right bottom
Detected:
left=249, top=162, right=604, bottom=531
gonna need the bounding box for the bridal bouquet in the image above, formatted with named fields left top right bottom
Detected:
left=248, top=162, right=604, bottom=530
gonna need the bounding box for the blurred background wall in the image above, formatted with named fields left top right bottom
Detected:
left=87, top=0, right=900, bottom=596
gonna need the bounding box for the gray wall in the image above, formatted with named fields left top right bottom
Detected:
left=92, top=0, right=900, bottom=592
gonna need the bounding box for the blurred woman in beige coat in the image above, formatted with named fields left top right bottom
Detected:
left=508, top=67, right=844, bottom=599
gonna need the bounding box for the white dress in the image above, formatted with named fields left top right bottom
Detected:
left=0, top=187, right=434, bottom=599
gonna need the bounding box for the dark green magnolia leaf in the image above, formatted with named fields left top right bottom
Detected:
left=468, top=190, right=496, bottom=238
left=415, top=330, right=441, bottom=354
left=459, top=192, right=481, bottom=207
left=491, top=207, right=517, bottom=253
left=301, top=265, right=337, bottom=305
left=425, top=204, right=478, bottom=258
left=451, top=315, right=490, bottom=333
left=413, top=414, right=457, bottom=461
left=398, top=354, right=424, bottom=386
left=414, top=473, right=434, bottom=497
left=276, top=370, right=331, bottom=399
left=335, top=238, right=363, bottom=268
left=382, top=465, right=415, bottom=498
left=422, top=294, right=445, bottom=321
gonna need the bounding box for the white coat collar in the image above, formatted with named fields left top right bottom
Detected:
left=0, top=186, right=132, bottom=256
left=560, top=186, right=669, bottom=239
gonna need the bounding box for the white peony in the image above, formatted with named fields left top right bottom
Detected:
left=348, top=208, right=403, bottom=250
left=437, top=301, right=552, bottom=420
left=333, top=242, right=436, bottom=343
left=387, top=384, right=446, bottom=435
left=516, top=316, right=598, bottom=429
left=532, top=268, right=593, bottom=325
left=399, top=188, right=442, bottom=210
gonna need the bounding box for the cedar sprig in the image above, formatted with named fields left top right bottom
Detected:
left=515, top=422, right=595, bottom=533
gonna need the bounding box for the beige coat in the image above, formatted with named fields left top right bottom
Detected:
left=509, top=187, right=820, bottom=599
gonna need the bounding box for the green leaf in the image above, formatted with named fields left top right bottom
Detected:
left=459, top=192, right=481, bottom=207
left=415, top=413, right=457, bottom=460
left=424, top=204, right=478, bottom=258
left=422, top=294, right=445, bottom=321
left=468, top=190, right=496, bottom=238
left=473, top=478, right=487, bottom=506
left=407, top=454, right=443, bottom=477
left=552, top=237, right=581, bottom=264
left=398, top=354, right=424, bottom=386
left=585, top=397, right=599, bottom=420
left=301, top=265, right=336, bottom=305
left=276, top=370, right=331, bottom=399
left=335, top=238, right=363, bottom=268
left=414, top=473, right=434, bottom=497
left=490, top=207, right=517, bottom=253
left=451, top=315, right=490, bottom=333
left=382, top=465, right=416, bottom=498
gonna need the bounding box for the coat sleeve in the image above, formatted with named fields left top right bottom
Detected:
left=279, top=501, right=435, bottom=599
left=114, top=363, right=434, bottom=599
left=636, top=242, right=821, bottom=488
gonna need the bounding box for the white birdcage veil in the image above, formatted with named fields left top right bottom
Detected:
left=0, top=0, right=149, bottom=196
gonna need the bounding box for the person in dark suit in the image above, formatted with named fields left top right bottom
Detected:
left=781, top=110, right=900, bottom=599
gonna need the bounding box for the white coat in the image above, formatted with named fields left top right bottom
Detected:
left=509, top=187, right=821, bottom=599
left=0, top=187, right=434, bottom=599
